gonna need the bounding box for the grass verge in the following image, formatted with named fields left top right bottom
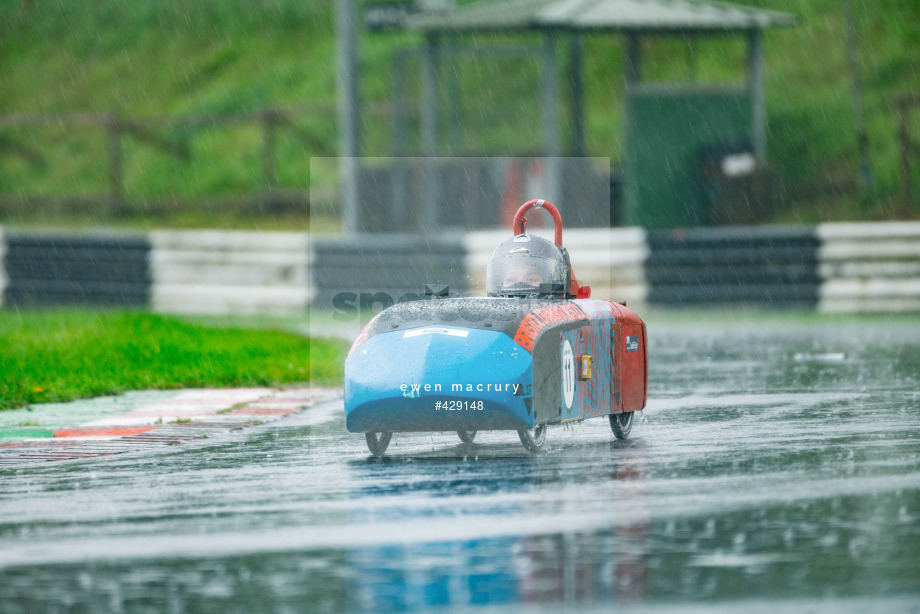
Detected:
left=0, top=310, right=346, bottom=411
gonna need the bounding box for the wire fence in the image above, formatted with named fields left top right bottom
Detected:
left=0, top=107, right=334, bottom=222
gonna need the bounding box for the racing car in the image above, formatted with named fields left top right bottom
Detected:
left=345, top=199, right=648, bottom=455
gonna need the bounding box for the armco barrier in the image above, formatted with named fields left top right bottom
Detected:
left=311, top=234, right=468, bottom=310
left=464, top=228, right=647, bottom=306
left=149, top=231, right=310, bottom=315
left=818, top=221, right=920, bottom=312
left=3, top=224, right=920, bottom=314
left=565, top=228, right=647, bottom=307
left=0, top=227, right=5, bottom=308
left=645, top=226, right=821, bottom=308
left=3, top=232, right=150, bottom=307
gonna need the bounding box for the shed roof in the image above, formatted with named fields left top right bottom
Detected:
left=410, top=0, right=796, bottom=33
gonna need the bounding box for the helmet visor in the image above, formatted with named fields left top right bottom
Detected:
left=486, top=253, right=567, bottom=296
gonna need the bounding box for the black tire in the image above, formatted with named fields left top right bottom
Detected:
left=457, top=430, right=477, bottom=444
left=517, top=423, right=547, bottom=452
left=609, top=411, right=633, bottom=440
left=365, top=432, right=393, bottom=456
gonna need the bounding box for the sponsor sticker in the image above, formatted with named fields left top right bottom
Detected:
left=562, top=338, right=575, bottom=410
left=626, top=336, right=639, bottom=352
left=403, top=327, right=469, bottom=338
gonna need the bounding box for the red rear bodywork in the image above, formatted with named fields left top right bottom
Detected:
left=611, top=303, right=648, bottom=413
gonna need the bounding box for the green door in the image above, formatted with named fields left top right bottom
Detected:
left=623, top=86, right=752, bottom=229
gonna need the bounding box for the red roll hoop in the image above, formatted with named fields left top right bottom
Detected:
left=511, top=199, right=587, bottom=298
left=512, top=199, right=563, bottom=246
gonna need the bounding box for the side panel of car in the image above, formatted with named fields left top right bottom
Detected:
left=572, top=318, right=615, bottom=421
left=531, top=319, right=586, bottom=424
left=552, top=300, right=618, bottom=423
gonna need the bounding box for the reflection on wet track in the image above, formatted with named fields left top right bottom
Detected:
left=1, top=319, right=919, bottom=612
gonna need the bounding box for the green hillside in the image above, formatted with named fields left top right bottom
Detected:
left=0, top=0, right=918, bottom=228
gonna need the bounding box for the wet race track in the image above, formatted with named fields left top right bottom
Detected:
left=1, top=317, right=919, bottom=612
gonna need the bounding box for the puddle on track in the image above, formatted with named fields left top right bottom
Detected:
left=1, top=320, right=919, bottom=612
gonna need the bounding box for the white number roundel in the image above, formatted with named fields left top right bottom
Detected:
left=562, top=338, right=575, bottom=410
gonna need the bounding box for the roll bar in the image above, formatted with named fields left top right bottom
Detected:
left=512, top=199, right=563, bottom=246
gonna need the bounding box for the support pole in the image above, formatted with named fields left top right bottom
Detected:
left=625, top=33, right=641, bottom=88
left=336, top=0, right=361, bottom=233
left=391, top=49, right=409, bottom=228
left=262, top=109, right=278, bottom=195
left=686, top=36, right=698, bottom=82
left=542, top=31, right=560, bottom=202
left=421, top=33, right=440, bottom=232
left=106, top=115, right=124, bottom=213
left=421, top=34, right=440, bottom=160
left=747, top=29, right=766, bottom=162
left=624, top=33, right=641, bottom=159
left=446, top=36, right=462, bottom=154
left=391, top=50, right=408, bottom=159
left=898, top=99, right=913, bottom=206
left=846, top=0, right=872, bottom=189
left=622, top=34, right=641, bottom=227
left=568, top=33, right=585, bottom=157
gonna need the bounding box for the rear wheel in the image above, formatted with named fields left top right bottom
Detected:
left=518, top=423, right=547, bottom=452
left=457, top=430, right=477, bottom=444
left=365, top=432, right=393, bottom=456
left=609, top=412, right=633, bottom=440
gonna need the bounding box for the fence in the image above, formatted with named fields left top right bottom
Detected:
left=0, top=228, right=5, bottom=308
left=311, top=235, right=469, bottom=311
left=0, top=108, right=327, bottom=217
left=645, top=226, right=821, bottom=309
left=2, top=232, right=150, bottom=307
left=150, top=231, right=311, bottom=316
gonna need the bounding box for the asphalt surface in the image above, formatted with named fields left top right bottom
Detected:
left=1, top=317, right=919, bottom=613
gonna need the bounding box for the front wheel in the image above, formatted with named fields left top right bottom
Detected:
left=365, top=432, right=393, bottom=456
left=609, top=411, right=634, bottom=440
left=517, top=423, right=547, bottom=452
left=457, top=430, right=477, bottom=444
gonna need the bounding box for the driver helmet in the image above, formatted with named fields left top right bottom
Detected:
left=486, top=233, right=570, bottom=297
